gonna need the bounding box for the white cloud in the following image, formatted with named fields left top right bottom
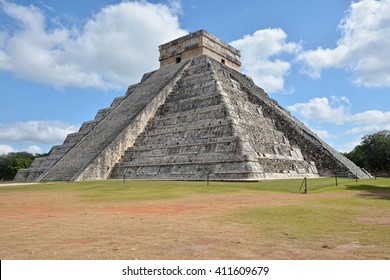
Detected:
left=337, top=139, right=362, bottom=153
left=0, top=120, right=78, bottom=144
left=288, top=96, right=390, bottom=137
left=288, top=96, right=351, bottom=125
left=346, top=123, right=390, bottom=135
left=349, top=110, right=390, bottom=125
left=298, top=0, right=390, bottom=88
left=0, top=144, right=16, bottom=155
left=312, top=128, right=332, bottom=139
left=168, top=0, right=183, bottom=14
left=0, top=144, right=43, bottom=155
left=230, top=28, right=301, bottom=93
left=25, top=145, right=43, bottom=154
left=346, top=109, right=390, bottom=133
left=0, top=0, right=187, bottom=89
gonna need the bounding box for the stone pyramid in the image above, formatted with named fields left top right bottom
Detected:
left=15, top=30, right=370, bottom=181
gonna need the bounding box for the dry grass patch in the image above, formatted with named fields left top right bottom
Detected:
left=0, top=178, right=389, bottom=259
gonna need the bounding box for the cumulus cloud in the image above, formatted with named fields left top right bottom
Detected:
left=230, top=28, right=301, bottom=93
left=167, top=0, right=183, bottom=14
left=0, top=0, right=187, bottom=89
left=298, top=0, right=390, bottom=88
left=338, top=139, right=363, bottom=153
left=288, top=96, right=390, bottom=135
left=0, top=120, right=79, bottom=144
left=25, top=145, right=43, bottom=154
left=311, top=128, right=333, bottom=139
left=0, top=144, right=16, bottom=155
left=288, top=96, right=351, bottom=125
left=346, top=110, right=390, bottom=135
left=0, top=144, right=43, bottom=155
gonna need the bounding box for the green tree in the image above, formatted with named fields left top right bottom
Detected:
left=7, top=158, right=33, bottom=177
left=0, top=152, right=36, bottom=181
left=361, top=130, right=390, bottom=173
left=344, top=144, right=365, bottom=168
left=345, top=130, right=390, bottom=175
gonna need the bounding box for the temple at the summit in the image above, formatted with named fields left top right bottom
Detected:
left=15, top=30, right=371, bottom=181
left=158, top=30, right=241, bottom=71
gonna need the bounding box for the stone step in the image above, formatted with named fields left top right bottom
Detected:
left=119, top=172, right=264, bottom=181
left=120, top=153, right=250, bottom=167
left=44, top=143, right=79, bottom=162
left=163, top=90, right=221, bottom=107
left=129, top=136, right=240, bottom=151
left=168, top=82, right=219, bottom=100
left=125, top=142, right=243, bottom=160
left=134, top=125, right=235, bottom=146
left=152, top=104, right=226, bottom=124
left=114, top=161, right=253, bottom=171
left=156, top=94, right=222, bottom=115
left=144, top=118, right=232, bottom=137
left=77, top=120, right=98, bottom=133
left=110, top=95, right=126, bottom=108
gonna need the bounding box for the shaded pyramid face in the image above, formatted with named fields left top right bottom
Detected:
left=15, top=55, right=370, bottom=182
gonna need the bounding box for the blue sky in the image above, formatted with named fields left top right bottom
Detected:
left=1, top=0, right=390, bottom=155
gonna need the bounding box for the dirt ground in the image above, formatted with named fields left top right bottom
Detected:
left=0, top=185, right=388, bottom=260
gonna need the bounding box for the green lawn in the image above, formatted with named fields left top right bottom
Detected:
left=2, top=177, right=389, bottom=201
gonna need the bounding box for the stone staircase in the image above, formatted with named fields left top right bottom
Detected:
left=34, top=61, right=190, bottom=181
left=109, top=56, right=314, bottom=180
left=15, top=84, right=138, bottom=181
left=110, top=56, right=265, bottom=180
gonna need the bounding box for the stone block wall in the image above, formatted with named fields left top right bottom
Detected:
left=159, top=30, right=241, bottom=72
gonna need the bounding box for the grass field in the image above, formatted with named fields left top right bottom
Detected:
left=0, top=178, right=389, bottom=259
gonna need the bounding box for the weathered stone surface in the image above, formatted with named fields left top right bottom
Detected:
left=225, top=64, right=368, bottom=178
left=159, top=30, right=241, bottom=72
left=110, top=56, right=322, bottom=180
left=15, top=30, right=369, bottom=182
left=12, top=61, right=189, bottom=182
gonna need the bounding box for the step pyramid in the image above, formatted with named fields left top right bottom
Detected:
left=15, top=30, right=370, bottom=181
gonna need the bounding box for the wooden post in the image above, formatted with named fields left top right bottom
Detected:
left=299, top=177, right=307, bottom=193
left=304, top=177, right=307, bottom=194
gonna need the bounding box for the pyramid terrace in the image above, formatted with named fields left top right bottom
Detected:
left=15, top=30, right=370, bottom=181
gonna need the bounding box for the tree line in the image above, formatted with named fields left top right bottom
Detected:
left=343, top=130, right=390, bottom=176
left=0, top=152, right=46, bottom=181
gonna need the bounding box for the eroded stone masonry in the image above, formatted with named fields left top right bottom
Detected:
left=15, top=30, right=371, bottom=181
